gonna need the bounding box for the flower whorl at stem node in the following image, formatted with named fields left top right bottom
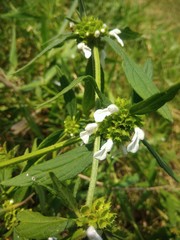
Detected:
left=70, top=16, right=124, bottom=58
left=80, top=98, right=144, bottom=160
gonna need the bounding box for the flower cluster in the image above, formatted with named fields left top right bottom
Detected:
left=80, top=99, right=144, bottom=161
left=76, top=197, right=115, bottom=229
left=70, top=16, right=124, bottom=59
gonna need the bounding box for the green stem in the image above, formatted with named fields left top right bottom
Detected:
left=86, top=46, right=102, bottom=206
left=86, top=136, right=100, bottom=206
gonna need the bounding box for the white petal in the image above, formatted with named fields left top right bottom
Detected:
left=86, top=226, right=103, bottom=240
left=85, top=123, right=98, bottom=134
left=77, top=42, right=85, bottom=50
left=107, top=104, right=119, bottom=113
left=134, top=127, right=145, bottom=140
left=94, top=139, right=113, bottom=161
left=115, top=36, right=124, bottom=47
left=109, top=28, right=121, bottom=35
left=77, top=42, right=92, bottom=59
left=80, top=123, right=98, bottom=144
left=127, top=127, right=145, bottom=153
left=109, top=28, right=124, bottom=47
left=94, top=30, right=100, bottom=38
left=94, top=108, right=110, bottom=122
left=80, top=131, right=90, bottom=144
left=105, top=139, right=114, bottom=151
left=127, top=136, right=139, bottom=153
left=83, top=46, right=92, bottom=59
left=94, top=104, right=118, bottom=122
left=69, top=22, right=75, bottom=29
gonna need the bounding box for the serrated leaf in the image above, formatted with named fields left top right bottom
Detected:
left=130, top=82, right=180, bottom=115
left=15, top=210, right=74, bottom=239
left=142, top=139, right=179, bottom=182
left=13, top=33, right=75, bottom=74
left=104, top=36, right=173, bottom=122
left=49, top=172, right=78, bottom=213
left=2, top=145, right=93, bottom=187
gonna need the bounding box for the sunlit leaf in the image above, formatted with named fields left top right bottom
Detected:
left=2, top=145, right=93, bottom=186
left=104, top=36, right=173, bottom=122
left=130, top=82, right=180, bottom=115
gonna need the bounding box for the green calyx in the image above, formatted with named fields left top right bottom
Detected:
left=73, top=16, right=108, bottom=45
left=64, top=116, right=79, bottom=137
left=76, top=197, right=116, bottom=229
left=98, top=98, right=143, bottom=144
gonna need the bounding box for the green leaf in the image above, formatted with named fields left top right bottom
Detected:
left=0, top=138, right=79, bottom=169
left=78, top=0, right=86, bottom=18
left=142, top=139, right=179, bottom=182
left=143, top=58, right=153, bottom=81
left=13, top=33, right=75, bottom=74
left=104, top=36, right=173, bottom=122
left=15, top=210, right=74, bottom=239
left=49, top=172, right=78, bottom=213
left=83, top=78, right=95, bottom=115
left=56, top=66, right=77, bottom=117
left=83, top=59, right=95, bottom=115
left=38, top=130, right=62, bottom=149
left=37, top=75, right=93, bottom=108
left=71, top=228, right=86, bottom=239
left=2, top=145, right=93, bottom=186
left=130, top=82, right=180, bottom=115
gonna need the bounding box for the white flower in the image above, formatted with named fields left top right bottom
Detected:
left=94, top=104, right=119, bottom=122
left=94, top=30, right=100, bottom=38
left=86, top=226, right=103, bottom=240
left=109, top=28, right=124, bottom=47
left=69, top=22, right=75, bottom=29
left=94, top=139, right=113, bottom=161
left=77, top=42, right=92, bottom=59
left=127, top=127, right=145, bottom=153
left=80, top=104, right=118, bottom=145
left=80, top=123, right=98, bottom=144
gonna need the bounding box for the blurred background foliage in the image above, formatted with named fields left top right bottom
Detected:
left=0, top=0, right=179, bottom=239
